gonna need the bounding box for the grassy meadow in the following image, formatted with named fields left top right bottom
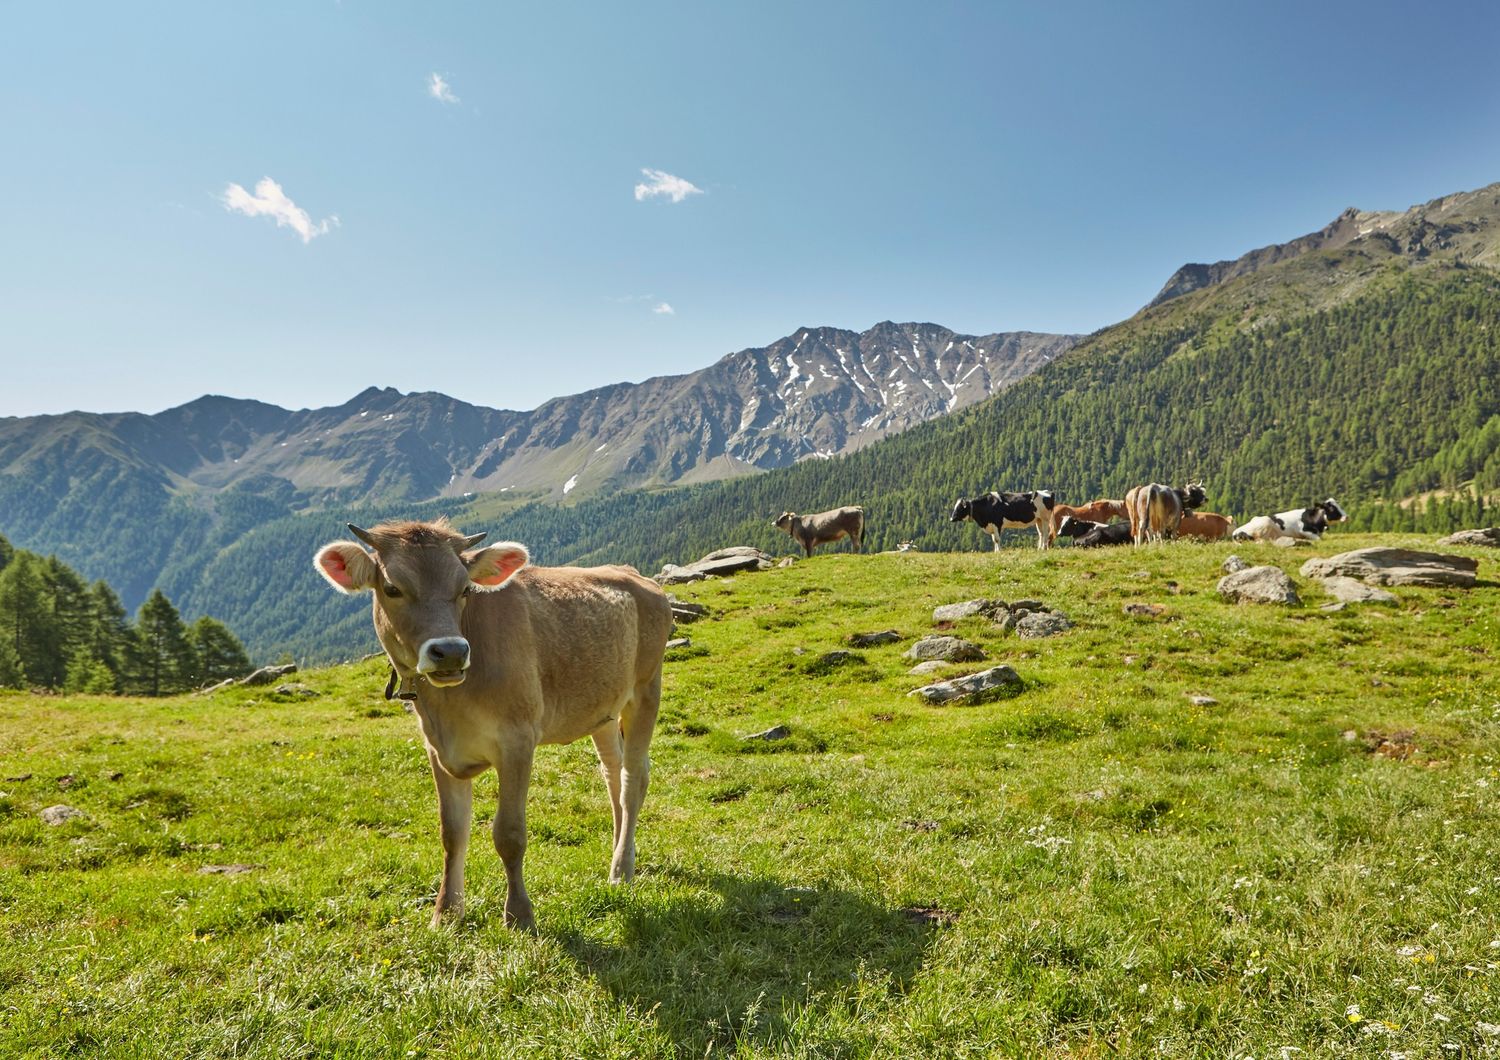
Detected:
left=3, top=533, right=1499, bottom=1057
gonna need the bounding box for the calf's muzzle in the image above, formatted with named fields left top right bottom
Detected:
left=418, top=637, right=471, bottom=685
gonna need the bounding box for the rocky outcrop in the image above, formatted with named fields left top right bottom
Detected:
left=1300, top=548, right=1478, bottom=588
left=656, top=547, right=773, bottom=583
left=1438, top=528, right=1500, bottom=548
left=1218, top=566, right=1301, bottom=606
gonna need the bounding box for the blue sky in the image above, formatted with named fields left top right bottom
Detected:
left=4, top=1, right=1499, bottom=418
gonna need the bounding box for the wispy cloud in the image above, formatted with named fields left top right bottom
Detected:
left=634, top=169, right=702, bottom=203
left=221, top=178, right=337, bottom=243
left=652, top=302, right=675, bottom=315
left=428, top=73, right=459, bottom=105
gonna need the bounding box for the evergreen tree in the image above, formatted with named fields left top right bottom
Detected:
left=0, top=533, right=13, bottom=574
left=0, top=635, right=23, bottom=689
left=134, top=590, right=196, bottom=696
left=63, top=650, right=117, bottom=694
left=86, top=581, right=132, bottom=691
left=0, top=553, right=61, bottom=688
left=188, top=616, right=250, bottom=685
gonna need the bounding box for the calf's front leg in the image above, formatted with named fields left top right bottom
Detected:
left=428, top=746, right=472, bottom=928
left=493, top=742, right=537, bottom=932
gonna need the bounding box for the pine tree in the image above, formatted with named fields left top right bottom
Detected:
left=0, top=635, right=23, bottom=689
left=86, top=581, right=132, bottom=691
left=134, top=590, right=196, bottom=696
left=0, top=533, right=13, bottom=574
left=0, top=553, right=61, bottom=688
left=188, top=616, right=250, bottom=685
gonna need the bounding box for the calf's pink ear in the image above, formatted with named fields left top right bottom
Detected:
left=466, top=542, right=529, bottom=589
left=315, top=541, right=377, bottom=594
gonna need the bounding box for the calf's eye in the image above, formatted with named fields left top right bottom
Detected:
left=383, top=584, right=403, bottom=599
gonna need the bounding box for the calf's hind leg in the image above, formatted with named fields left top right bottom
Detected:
left=592, top=722, right=626, bottom=855
left=611, top=673, right=662, bottom=884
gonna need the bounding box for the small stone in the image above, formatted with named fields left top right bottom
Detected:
left=812, top=650, right=859, bottom=668
left=910, top=665, right=1023, bottom=704
left=40, top=805, right=87, bottom=826
left=907, top=660, right=950, bottom=675
left=848, top=630, right=901, bottom=647
left=1123, top=603, right=1168, bottom=617
left=777, top=556, right=797, bottom=568
left=1015, top=612, right=1072, bottom=638
left=1217, top=566, right=1301, bottom=606
left=744, top=725, right=791, bottom=742
left=994, top=611, right=1020, bottom=634
left=6, top=773, right=32, bottom=782
left=1186, top=693, right=1218, bottom=706
left=904, top=636, right=985, bottom=662
left=1319, top=602, right=1347, bottom=613
left=1222, top=554, right=1249, bottom=574
left=1342, top=730, right=1359, bottom=742
left=932, top=599, right=1002, bottom=623
left=1437, top=528, right=1500, bottom=548
left=665, top=637, right=691, bottom=650
left=1130, top=570, right=1150, bottom=580
left=1318, top=576, right=1398, bottom=605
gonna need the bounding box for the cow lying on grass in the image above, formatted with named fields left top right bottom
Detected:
left=1177, top=511, right=1234, bottom=541
left=1233, top=499, right=1348, bottom=543
left=1049, top=499, right=1126, bottom=540
left=774, top=507, right=865, bottom=556
left=314, top=519, right=671, bottom=931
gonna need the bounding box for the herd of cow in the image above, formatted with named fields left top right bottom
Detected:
left=775, top=486, right=1349, bottom=556
left=312, top=485, right=1348, bottom=930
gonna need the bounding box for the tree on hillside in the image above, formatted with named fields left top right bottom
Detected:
left=0, top=553, right=61, bottom=688
left=43, top=557, right=95, bottom=681
left=86, top=581, right=133, bottom=689
left=0, top=635, right=23, bottom=689
left=188, top=616, right=250, bottom=685
left=0, top=533, right=13, bottom=574
left=133, top=590, right=196, bottom=696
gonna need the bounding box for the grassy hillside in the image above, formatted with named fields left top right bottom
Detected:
left=4, top=535, right=1498, bottom=1056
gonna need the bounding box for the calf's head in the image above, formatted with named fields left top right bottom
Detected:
left=949, top=498, right=971, bottom=523
left=773, top=511, right=797, bottom=533
left=1320, top=498, right=1348, bottom=523
left=314, top=520, right=529, bottom=687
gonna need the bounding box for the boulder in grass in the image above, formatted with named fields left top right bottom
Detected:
left=1318, top=576, right=1397, bottom=605
left=1300, top=547, right=1478, bottom=588
left=910, top=665, right=1023, bottom=705
left=40, top=805, right=87, bottom=826
left=907, top=660, right=950, bottom=676
left=1222, top=554, right=1249, bottom=574
left=1015, top=612, right=1072, bottom=638
left=848, top=630, right=902, bottom=648
left=903, top=636, right=985, bottom=663
left=1437, top=528, right=1500, bottom=548
left=1217, top=566, right=1301, bottom=606
left=932, top=599, right=1003, bottom=623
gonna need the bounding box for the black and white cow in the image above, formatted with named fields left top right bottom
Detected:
left=1063, top=519, right=1133, bottom=548
left=1233, top=498, right=1347, bottom=543
left=950, top=490, right=1057, bottom=551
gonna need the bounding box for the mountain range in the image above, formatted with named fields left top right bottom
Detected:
left=3, top=180, right=1499, bottom=664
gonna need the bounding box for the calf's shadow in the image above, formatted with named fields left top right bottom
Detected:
left=556, top=869, right=940, bottom=1054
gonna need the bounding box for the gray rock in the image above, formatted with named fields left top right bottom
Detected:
left=40, top=805, right=87, bottom=826
left=1438, top=528, right=1500, bottom=548
left=1123, top=602, right=1169, bottom=617
left=910, top=665, right=1023, bottom=704
left=1300, top=547, right=1478, bottom=588
left=656, top=564, right=707, bottom=585
left=903, top=636, right=986, bottom=663
left=241, top=664, right=297, bottom=687
left=1222, top=554, right=1249, bottom=574
left=1217, top=566, right=1301, bottom=606
left=849, top=630, right=902, bottom=647
left=668, top=599, right=709, bottom=623
left=1015, top=611, right=1072, bottom=638
left=1186, top=693, right=1218, bottom=706
left=744, top=725, right=791, bottom=741
left=1320, top=602, right=1347, bottom=613
left=665, top=637, right=691, bottom=650
left=1318, top=576, right=1398, bottom=605
left=907, top=660, right=951, bottom=675
left=994, top=611, right=1020, bottom=634
left=932, top=599, right=1003, bottom=623
left=813, top=650, right=859, bottom=668
left=777, top=556, right=797, bottom=568
left=1010, top=599, right=1046, bottom=613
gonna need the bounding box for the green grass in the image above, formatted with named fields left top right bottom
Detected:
left=3, top=533, right=1499, bottom=1057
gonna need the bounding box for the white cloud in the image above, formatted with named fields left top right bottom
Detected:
left=222, top=178, right=337, bottom=244
left=634, top=169, right=702, bottom=203
left=652, top=302, right=675, bottom=315
left=428, top=73, right=459, bottom=105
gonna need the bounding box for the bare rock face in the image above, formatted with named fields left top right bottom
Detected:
left=1300, top=548, right=1478, bottom=588
left=1318, top=576, right=1398, bottom=605
left=910, top=665, right=1023, bottom=704
left=904, top=636, right=985, bottom=663
left=1218, top=566, right=1301, bottom=606
left=1437, top=528, right=1500, bottom=548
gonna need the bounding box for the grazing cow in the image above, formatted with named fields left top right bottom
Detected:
left=314, top=519, right=671, bottom=932
left=950, top=490, right=1058, bottom=550
left=1049, top=499, right=1127, bottom=539
left=1177, top=511, right=1235, bottom=542
left=774, top=506, right=865, bottom=556
left=1125, top=482, right=1207, bottom=544
left=1074, top=521, right=1133, bottom=548
left=1233, top=499, right=1348, bottom=543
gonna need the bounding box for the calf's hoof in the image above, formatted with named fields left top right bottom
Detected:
left=430, top=904, right=464, bottom=929
left=504, top=902, right=537, bottom=934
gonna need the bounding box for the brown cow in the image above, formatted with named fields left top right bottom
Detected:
left=774, top=507, right=865, bottom=556
left=1177, top=511, right=1234, bottom=541
left=314, top=519, right=671, bottom=931
left=1126, top=483, right=1207, bottom=544
left=1049, top=499, right=1126, bottom=538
